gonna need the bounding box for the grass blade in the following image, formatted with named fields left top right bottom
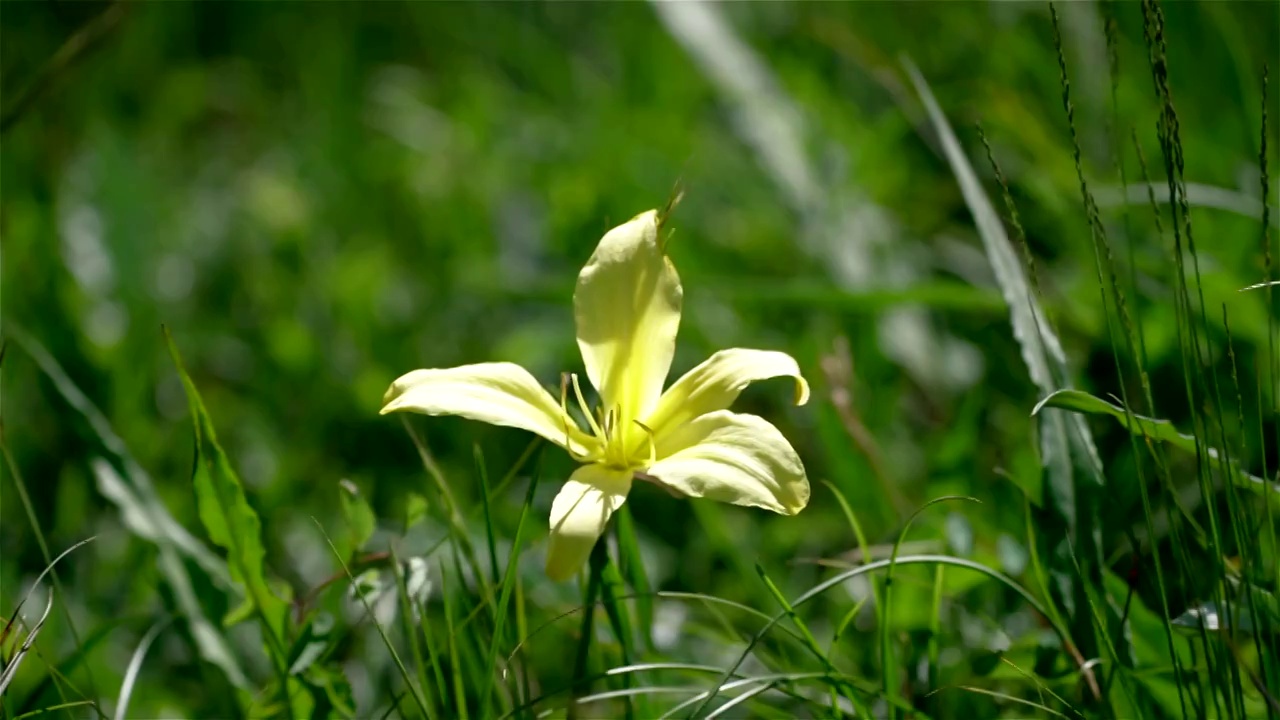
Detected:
left=614, top=506, right=654, bottom=653
left=94, top=460, right=250, bottom=690
left=927, top=685, right=1072, bottom=719
left=693, top=552, right=1067, bottom=718
left=0, top=437, right=100, bottom=713
left=112, top=618, right=172, bottom=720
left=8, top=326, right=230, bottom=583
left=0, top=593, right=55, bottom=698
left=597, top=544, right=637, bottom=719
left=313, top=519, right=430, bottom=717
left=904, top=53, right=1111, bottom=698
left=902, top=55, right=1104, bottom=507
left=389, top=548, right=439, bottom=720
left=478, top=451, right=542, bottom=720
left=12, top=700, right=99, bottom=720
left=755, top=564, right=859, bottom=716
left=1034, top=389, right=1280, bottom=507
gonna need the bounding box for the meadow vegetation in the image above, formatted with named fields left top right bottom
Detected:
left=3, top=2, right=1278, bottom=718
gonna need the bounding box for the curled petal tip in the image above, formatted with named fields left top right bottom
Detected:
left=645, top=411, right=808, bottom=515
left=381, top=379, right=407, bottom=411
left=794, top=376, right=811, bottom=406
left=784, top=498, right=809, bottom=515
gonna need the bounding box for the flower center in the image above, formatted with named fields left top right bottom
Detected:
left=561, top=373, right=655, bottom=470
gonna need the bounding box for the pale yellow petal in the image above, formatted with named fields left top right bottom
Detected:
left=381, top=362, right=592, bottom=455
left=648, top=410, right=809, bottom=515
left=545, top=465, right=632, bottom=581
left=646, top=349, right=809, bottom=440
left=574, top=210, right=682, bottom=423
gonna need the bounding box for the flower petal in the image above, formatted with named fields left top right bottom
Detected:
left=646, top=349, right=809, bottom=440
left=574, top=210, right=682, bottom=423
left=382, top=362, right=592, bottom=455
left=545, top=465, right=632, bottom=581
left=648, top=410, right=809, bottom=515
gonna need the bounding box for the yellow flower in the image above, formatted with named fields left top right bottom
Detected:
left=382, top=210, right=811, bottom=581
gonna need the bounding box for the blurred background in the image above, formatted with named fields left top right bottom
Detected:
left=3, top=1, right=1278, bottom=717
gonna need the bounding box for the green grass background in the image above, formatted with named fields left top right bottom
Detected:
left=3, top=1, right=1279, bottom=718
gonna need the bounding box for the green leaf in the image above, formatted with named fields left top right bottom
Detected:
left=1034, top=389, right=1280, bottom=507
left=339, top=480, right=376, bottom=553
left=165, top=330, right=291, bottom=657
left=287, top=612, right=336, bottom=677
left=10, top=326, right=250, bottom=691
left=284, top=613, right=357, bottom=720
left=405, top=492, right=430, bottom=532
left=246, top=677, right=315, bottom=720
left=302, top=663, right=357, bottom=720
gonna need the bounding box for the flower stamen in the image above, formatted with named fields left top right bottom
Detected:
left=633, top=419, right=656, bottom=468
left=597, top=405, right=611, bottom=438
left=561, top=418, right=584, bottom=460
left=558, top=373, right=589, bottom=461
left=570, top=373, right=605, bottom=440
